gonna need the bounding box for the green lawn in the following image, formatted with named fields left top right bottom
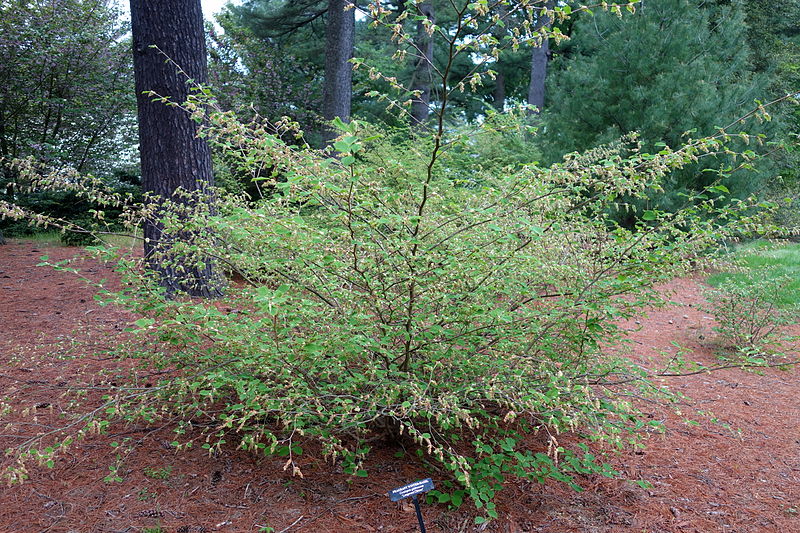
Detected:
left=707, top=240, right=800, bottom=307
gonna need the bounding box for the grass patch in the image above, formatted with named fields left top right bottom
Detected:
left=708, top=240, right=800, bottom=307
left=9, top=231, right=63, bottom=246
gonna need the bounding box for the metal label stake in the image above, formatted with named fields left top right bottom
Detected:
left=388, top=478, right=434, bottom=533
left=411, top=494, right=426, bottom=533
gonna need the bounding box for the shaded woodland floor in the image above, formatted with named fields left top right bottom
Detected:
left=0, top=240, right=798, bottom=532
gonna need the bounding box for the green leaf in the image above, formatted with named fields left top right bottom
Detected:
left=333, top=140, right=351, bottom=152
left=451, top=492, right=463, bottom=507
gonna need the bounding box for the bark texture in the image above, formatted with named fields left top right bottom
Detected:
left=130, top=0, right=222, bottom=297
left=321, top=0, right=355, bottom=145
left=492, top=70, right=506, bottom=111
left=491, top=3, right=508, bottom=110
left=527, top=0, right=554, bottom=114
left=410, top=1, right=435, bottom=127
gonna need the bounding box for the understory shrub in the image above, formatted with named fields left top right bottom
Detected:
left=705, top=271, right=800, bottom=357
left=9, top=112, right=773, bottom=519
left=0, top=158, right=140, bottom=243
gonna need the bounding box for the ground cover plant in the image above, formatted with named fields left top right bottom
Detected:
left=1, top=1, right=795, bottom=527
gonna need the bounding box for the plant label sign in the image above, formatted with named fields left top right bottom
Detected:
left=388, top=478, right=434, bottom=502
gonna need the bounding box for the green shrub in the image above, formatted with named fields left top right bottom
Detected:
left=52, top=102, right=764, bottom=517
left=705, top=271, right=800, bottom=356
left=59, top=217, right=99, bottom=246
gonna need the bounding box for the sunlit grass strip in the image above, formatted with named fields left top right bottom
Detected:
left=708, top=240, right=800, bottom=307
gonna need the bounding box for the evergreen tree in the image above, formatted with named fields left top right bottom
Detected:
left=226, top=0, right=354, bottom=144
left=542, top=0, right=768, bottom=212
left=207, top=13, right=322, bottom=132
left=740, top=0, right=800, bottom=230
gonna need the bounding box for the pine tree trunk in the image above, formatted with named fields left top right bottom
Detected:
left=493, top=67, right=506, bottom=110
left=321, top=0, right=355, bottom=145
left=527, top=0, right=554, bottom=114
left=410, top=1, right=435, bottom=127
left=492, top=4, right=507, bottom=111
left=130, top=0, right=222, bottom=298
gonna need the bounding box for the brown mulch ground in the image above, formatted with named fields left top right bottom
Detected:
left=0, top=240, right=798, bottom=533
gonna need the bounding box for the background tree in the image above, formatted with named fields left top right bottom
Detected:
left=0, top=0, right=136, bottom=239
left=130, top=0, right=222, bottom=297
left=739, top=0, right=800, bottom=231
left=206, top=17, right=322, bottom=195
left=321, top=0, right=356, bottom=143
left=541, top=0, right=770, bottom=214
left=527, top=0, right=555, bottom=114
left=206, top=19, right=321, bottom=131
left=227, top=0, right=355, bottom=144
left=409, top=1, right=435, bottom=126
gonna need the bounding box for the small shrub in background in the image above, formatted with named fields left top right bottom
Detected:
left=705, top=271, right=800, bottom=357
left=59, top=216, right=100, bottom=246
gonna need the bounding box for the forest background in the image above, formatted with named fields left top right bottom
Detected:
left=1, top=0, right=799, bottom=236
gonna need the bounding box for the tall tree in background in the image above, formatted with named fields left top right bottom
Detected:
left=542, top=0, right=768, bottom=212
left=130, top=0, right=222, bottom=297
left=410, top=2, right=436, bottom=127
left=206, top=18, right=321, bottom=133
left=0, top=0, right=135, bottom=242
left=0, top=0, right=134, bottom=175
left=321, top=0, right=355, bottom=143
left=527, top=0, right=554, bottom=114
left=227, top=0, right=355, bottom=144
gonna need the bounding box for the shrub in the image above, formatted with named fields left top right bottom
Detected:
left=7, top=113, right=770, bottom=521
left=59, top=216, right=99, bottom=246
left=44, top=101, right=763, bottom=518
left=705, top=271, right=800, bottom=356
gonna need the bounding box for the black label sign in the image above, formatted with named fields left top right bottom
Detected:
left=388, top=478, right=435, bottom=502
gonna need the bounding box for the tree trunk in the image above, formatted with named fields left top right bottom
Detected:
left=493, top=70, right=506, bottom=111
left=527, top=0, right=554, bottom=114
left=321, top=0, right=355, bottom=145
left=130, top=0, right=222, bottom=297
left=410, top=1, right=435, bottom=127
left=491, top=3, right=507, bottom=111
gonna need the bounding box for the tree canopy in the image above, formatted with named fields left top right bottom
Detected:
left=542, top=0, right=770, bottom=213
